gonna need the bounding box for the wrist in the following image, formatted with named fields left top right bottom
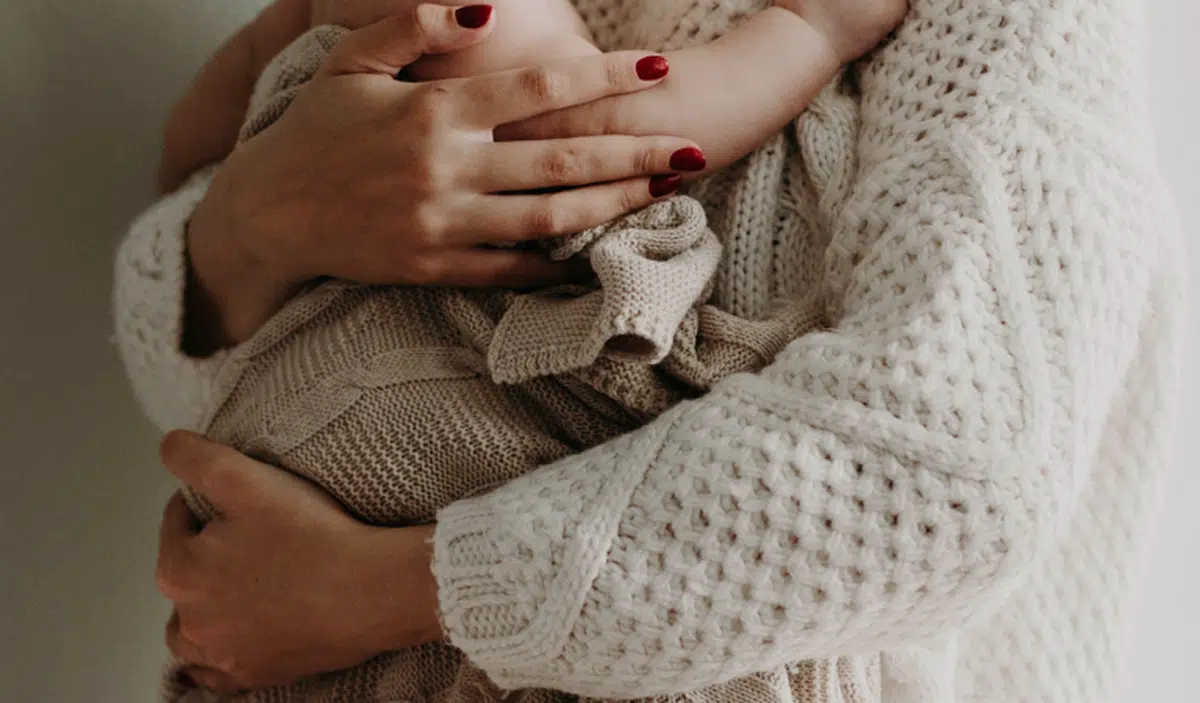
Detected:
left=357, top=524, right=444, bottom=653
left=183, top=168, right=304, bottom=355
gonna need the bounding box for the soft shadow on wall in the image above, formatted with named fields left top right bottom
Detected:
left=0, top=2, right=267, bottom=702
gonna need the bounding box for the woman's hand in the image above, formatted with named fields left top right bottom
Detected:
left=159, top=0, right=483, bottom=193
left=186, top=9, right=701, bottom=353
left=156, top=431, right=441, bottom=692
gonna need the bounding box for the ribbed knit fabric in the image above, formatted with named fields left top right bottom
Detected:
left=113, top=0, right=1188, bottom=702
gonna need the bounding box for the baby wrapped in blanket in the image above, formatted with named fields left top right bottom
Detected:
left=187, top=0, right=829, bottom=530
left=175, top=0, right=867, bottom=700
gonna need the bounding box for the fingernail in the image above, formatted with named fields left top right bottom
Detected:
left=636, top=55, right=669, bottom=81
left=669, top=147, right=707, bottom=172
left=649, top=174, right=682, bottom=198
left=455, top=4, right=493, bottom=28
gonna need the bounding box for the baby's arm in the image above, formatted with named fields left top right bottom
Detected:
left=404, top=0, right=598, bottom=80
left=498, top=0, right=907, bottom=173
left=158, top=0, right=310, bottom=193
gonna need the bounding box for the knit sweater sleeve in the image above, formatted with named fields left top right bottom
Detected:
left=112, top=27, right=348, bottom=433
left=112, top=170, right=228, bottom=432
left=431, top=0, right=1173, bottom=696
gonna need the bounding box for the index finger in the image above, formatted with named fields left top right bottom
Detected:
left=159, top=431, right=249, bottom=514
left=453, top=51, right=670, bottom=129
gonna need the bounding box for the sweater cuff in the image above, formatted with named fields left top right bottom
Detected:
left=431, top=410, right=683, bottom=688
left=112, top=170, right=230, bottom=432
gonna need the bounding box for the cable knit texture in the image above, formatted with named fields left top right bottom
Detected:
left=111, top=1, right=1187, bottom=702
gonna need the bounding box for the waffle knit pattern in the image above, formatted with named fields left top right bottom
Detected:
left=112, top=1, right=1187, bottom=702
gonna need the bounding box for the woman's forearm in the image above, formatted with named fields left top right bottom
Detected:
left=158, top=0, right=309, bottom=194
left=181, top=169, right=303, bottom=357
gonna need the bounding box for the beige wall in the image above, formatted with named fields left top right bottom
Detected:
left=0, top=2, right=266, bottom=701
left=0, top=1, right=1195, bottom=702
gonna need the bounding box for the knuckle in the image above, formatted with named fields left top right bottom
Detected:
left=410, top=84, right=453, bottom=123
left=410, top=204, right=448, bottom=246
left=617, top=184, right=642, bottom=215
left=412, top=153, right=453, bottom=194
left=526, top=205, right=560, bottom=236
left=408, top=5, right=432, bottom=44
left=541, top=147, right=584, bottom=184
left=522, top=67, right=569, bottom=106
left=527, top=200, right=570, bottom=236
left=604, top=55, right=630, bottom=91
left=637, top=144, right=660, bottom=175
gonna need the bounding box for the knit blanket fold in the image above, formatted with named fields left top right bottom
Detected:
left=490, top=195, right=722, bottom=383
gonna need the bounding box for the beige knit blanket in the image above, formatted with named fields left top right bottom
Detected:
left=172, top=19, right=862, bottom=703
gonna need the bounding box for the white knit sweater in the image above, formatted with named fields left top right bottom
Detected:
left=114, top=0, right=1187, bottom=701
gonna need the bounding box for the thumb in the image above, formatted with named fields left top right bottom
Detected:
left=320, top=3, right=495, bottom=77
left=159, top=430, right=267, bottom=516
left=160, top=431, right=346, bottom=520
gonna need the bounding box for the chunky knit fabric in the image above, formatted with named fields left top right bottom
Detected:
left=113, top=1, right=1188, bottom=702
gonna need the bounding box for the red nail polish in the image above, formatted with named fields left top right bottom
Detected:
left=455, top=4, right=493, bottom=28
left=649, top=174, right=682, bottom=198
left=636, top=55, right=669, bottom=81
left=669, top=147, right=707, bottom=172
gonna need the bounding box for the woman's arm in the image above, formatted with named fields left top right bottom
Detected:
left=145, top=0, right=1184, bottom=693
left=157, top=0, right=309, bottom=193
left=426, top=0, right=1180, bottom=695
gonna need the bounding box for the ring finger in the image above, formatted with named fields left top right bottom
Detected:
left=470, top=137, right=706, bottom=193
left=452, top=174, right=684, bottom=244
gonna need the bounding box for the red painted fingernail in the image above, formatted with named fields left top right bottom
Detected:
left=455, top=4, right=493, bottom=28
left=649, top=174, right=682, bottom=198
left=670, top=147, right=707, bottom=172
left=636, top=55, right=669, bottom=81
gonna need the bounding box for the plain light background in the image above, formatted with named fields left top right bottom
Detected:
left=0, top=1, right=1194, bottom=701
